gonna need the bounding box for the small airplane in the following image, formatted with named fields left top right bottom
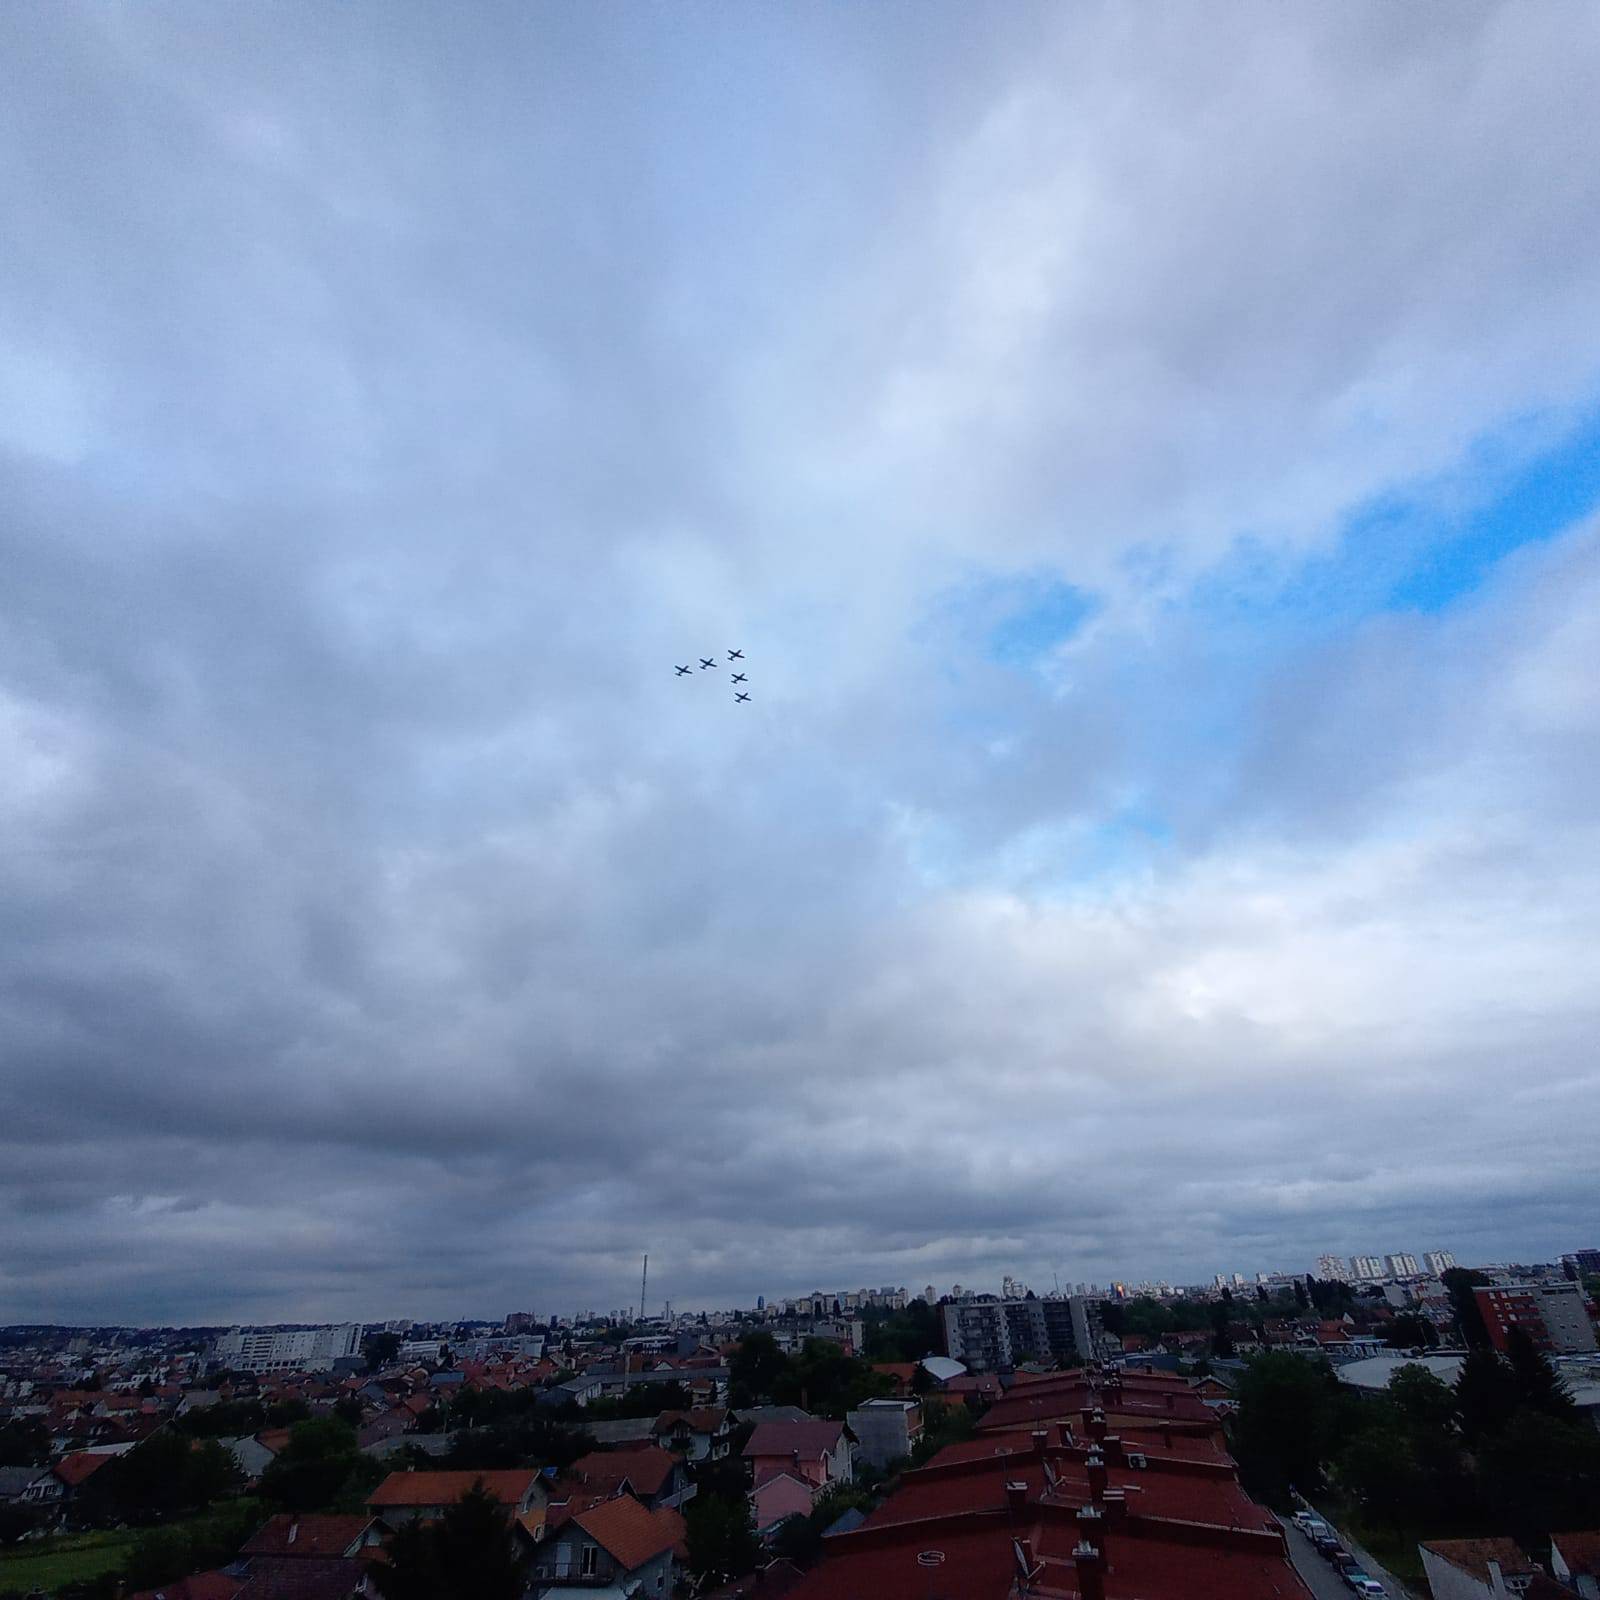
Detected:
left=735, top=692, right=750, bottom=703
left=727, top=649, right=744, bottom=660
left=699, top=657, right=716, bottom=670
left=675, top=665, right=691, bottom=677
left=731, top=672, right=747, bottom=683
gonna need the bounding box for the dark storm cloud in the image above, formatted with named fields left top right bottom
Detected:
left=3, top=2, right=1600, bottom=1321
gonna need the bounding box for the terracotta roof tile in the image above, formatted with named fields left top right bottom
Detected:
left=572, top=1494, right=681, bottom=1571
left=368, top=1469, right=536, bottom=1508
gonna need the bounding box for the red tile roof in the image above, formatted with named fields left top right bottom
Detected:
left=368, top=1468, right=537, bottom=1508
left=127, top=1572, right=245, bottom=1600
left=233, top=1558, right=367, bottom=1600
left=54, top=1451, right=116, bottom=1487
left=1423, top=1539, right=1536, bottom=1581
left=1554, top=1533, right=1600, bottom=1578
left=240, top=1514, right=375, bottom=1559
left=744, top=1421, right=846, bottom=1462
left=571, top=1494, right=681, bottom=1571
left=569, top=1447, right=677, bottom=1498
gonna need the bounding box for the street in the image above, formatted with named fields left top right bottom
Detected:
left=1280, top=1515, right=1370, bottom=1600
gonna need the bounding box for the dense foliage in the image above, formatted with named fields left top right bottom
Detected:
left=369, top=1482, right=524, bottom=1600
left=79, top=1430, right=243, bottom=1525
left=257, top=1418, right=381, bottom=1513
left=1230, top=1346, right=1600, bottom=1547
left=685, top=1489, right=761, bottom=1585
left=729, top=1333, right=895, bottom=1418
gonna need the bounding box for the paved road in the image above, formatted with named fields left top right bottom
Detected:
left=1280, top=1515, right=1370, bottom=1600
left=1279, top=1513, right=1420, bottom=1600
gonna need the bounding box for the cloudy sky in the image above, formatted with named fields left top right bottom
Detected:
left=3, top=3, right=1599, bottom=1327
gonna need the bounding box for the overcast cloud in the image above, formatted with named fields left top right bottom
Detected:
left=3, top=2, right=1599, bottom=1324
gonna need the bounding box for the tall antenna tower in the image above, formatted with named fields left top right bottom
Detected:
left=640, top=1254, right=649, bottom=1324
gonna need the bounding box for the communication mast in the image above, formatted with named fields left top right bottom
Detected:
left=640, top=1254, right=649, bottom=1323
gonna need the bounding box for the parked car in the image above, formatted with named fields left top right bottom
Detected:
left=1350, top=1580, right=1385, bottom=1597
left=1340, top=1566, right=1375, bottom=1591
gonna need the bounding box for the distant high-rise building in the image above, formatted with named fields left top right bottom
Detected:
left=504, top=1311, right=537, bottom=1333
left=1350, top=1255, right=1385, bottom=1280
left=940, top=1296, right=1090, bottom=1372
left=756, top=1294, right=765, bottom=1311
left=1561, top=1249, right=1600, bottom=1279
left=1475, top=1280, right=1597, bottom=1355
left=1423, top=1251, right=1456, bottom=1276
left=1316, top=1254, right=1347, bottom=1281
left=1386, top=1253, right=1420, bottom=1278
left=212, top=1324, right=362, bottom=1373
left=924, top=1285, right=937, bottom=1304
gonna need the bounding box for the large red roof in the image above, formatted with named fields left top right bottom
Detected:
left=571, top=1494, right=682, bottom=1571
left=367, top=1469, right=536, bottom=1508
left=569, top=1446, right=677, bottom=1497
left=744, top=1421, right=846, bottom=1462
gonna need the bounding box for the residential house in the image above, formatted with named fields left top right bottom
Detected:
left=750, top=1470, right=818, bottom=1538
left=845, top=1399, right=923, bottom=1470
left=240, top=1515, right=386, bottom=1561
left=1421, top=1539, right=1542, bottom=1600
left=743, top=1421, right=853, bottom=1491
left=367, top=1468, right=546, bottom=1524
left=530, top=1493, right=682, bottom=1598
left=1551, top=1533, right=1600, bottom=1600
left=564, top=1447, right=694, bottom=1511
left=651, top=1407, right=735, bottom=1462
left=219, top=1434, right=280, bottom=1482
left=127, top=1574, right=245, bottom=1600
left=20, top=1449, right=117, bottom=1517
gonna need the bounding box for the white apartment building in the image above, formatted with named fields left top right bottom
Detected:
left=1424, top=1251, right=1456, bottom=1276
left=1350, top=1256, right=1386, bottom=1280
left=213, top=1324, right=363, bottom=1373
left=1386, top=1253, right=1420, bottom=1277
left=1316, top=1254, right=1347, bottom=1280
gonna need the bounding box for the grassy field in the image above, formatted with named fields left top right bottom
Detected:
left=0, top=1528, right=137, bottom=1595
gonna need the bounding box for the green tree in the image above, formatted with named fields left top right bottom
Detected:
left=1229, top=1351, right=1340, bottom=1503
left=1453, top=1349, right=1520, bottom=1445
left=363, top=1331, right=403, bottom=1370
left=175, top=1398, right=268, bottom=1438
left=370, top=1482, right=523, bottom=1600
left=1381, top=1315, right=1439, bottom=1350
left=729, top=1331, right=789, bottom=1406
left=259, top=1418, right=379, bottom=1513
left=0, top=1503, right=44, bottom=1546
left=909, top=1398, right=975, bottom=1467
left=0, top=1418, right=49, bottom=1467
left=1440, top=1269, right=1493, bottom=1349
left=1387, top=1364, right=1457, bottom=1434
left=1503, top=1327, right=1577, bottom=1421
left=770, top=1512, right=822, bottom=1565
left=685, top=1491, right=760, bottom=1586
left=82, top=1430, right=243, bottom=1524
left=1477, top=1409, right=1600, bottom=1546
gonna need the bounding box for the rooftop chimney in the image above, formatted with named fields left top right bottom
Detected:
left=1074, top=1538, right=1106, bottom=1600
left=1076, top=1503, right=1105, bottom=1554
left=1006, top=1480, right=1028, bottom=1516
left=1089, top=1409, right=1107, bottom=1442
left=1102, top=1435, right=1124, bottom=1465
left=1086, top=1450, right=1108, bottom=1500
left=1057, top=1422, right=1076, bottom=1448
left=1102, top=1489, right=1127, bottom=1525
left=1030, top=1428, right=1049, bottom=1457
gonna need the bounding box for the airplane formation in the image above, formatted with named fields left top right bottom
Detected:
left=674, top=648, right=750, bottom=702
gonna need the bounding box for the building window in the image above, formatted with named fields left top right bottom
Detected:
left=581, top=1544, right=599, bottom=1578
